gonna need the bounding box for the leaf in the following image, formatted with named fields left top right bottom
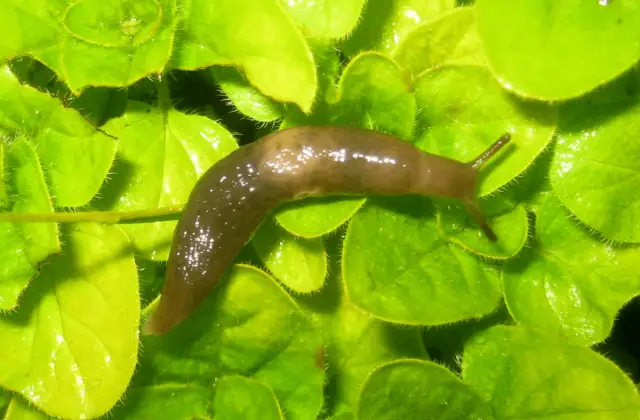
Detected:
left=341, top=0, right=456, bottom=56
left=208, top=66, right=286, bottom=123
left=422, top=303, right=513, bottom=370
left=276, top=197, right=365, bottom=239
left=327, top=414, right=353, bottom=420
left=413, top=64, right=557, bottom=195
left=436, top=198, right=528, bottom=259
left=1, top=0, right=177, bottom=93
left=9, top=57, right=128, bottom=127
left=98, top=100, right=238, bottom=260
left=356, top=359, right=495, bottom=419
left=0, top=143, right=6, bottom=207
left=343, top=196, right=502, bottom=325
left=550, top=72, right=640, bottom=243
left=476, top=0, right=640, bottom=100
left=69, top=86, right=128, bottom=127
left=137, top=258, right=165, bottom=309
left=4, top=397, right=51, bottom=420
left=115, top=265, right=324, bottom=420
left=0, top=65, right=117, bottom=207
left=394, top=7, right=487, bottom=80
left=0, top=223, right=140, bottom=419
left=252, top=218, right=327, bottom=294
left=7, top=57, right=71, bottom=101
left=0, top=138, right=59, bottom=310
left=0, top=389, right=9, bottom=415
left=280, top=43, right=343, bottom=128
left=276, top=52, right=416, bottom=238
left=502, top=194, right=640, bottom=346
left=295, top=236, right=428, bottom=415
left=209, top=42, right=341, bottom=123
left=173, top=0, right=317, bottom=113
left=498, top=143, right=555, bottom=214
left=214, top=375, right=284, bottom=420
left=462, top=325, right=640, bottom=419
left=281, top=0, right=366, bottom=40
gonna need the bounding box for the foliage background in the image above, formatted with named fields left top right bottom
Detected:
left=0, top=0, right=640, bottom=419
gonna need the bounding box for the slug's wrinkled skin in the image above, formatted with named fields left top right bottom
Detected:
left=144, top=126, right=511, bottom=335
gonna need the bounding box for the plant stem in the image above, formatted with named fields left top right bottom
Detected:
left=0, top=206, right=183, bottom=224
left=157, top=72, right=172, bottom=111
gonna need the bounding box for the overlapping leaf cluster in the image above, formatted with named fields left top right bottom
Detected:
left=1, top=0, right=640, bottom=419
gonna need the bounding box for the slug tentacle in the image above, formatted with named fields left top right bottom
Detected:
left=469, top=133, right=511, bottom=170
left=463, top=197, right=497, bottom=242
left=463, top=132, right=513, bottom=241
left=143, top=126, right=512, bottom=335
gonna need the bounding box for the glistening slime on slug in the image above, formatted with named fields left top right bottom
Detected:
left=143, top=126, right=511, bottom=335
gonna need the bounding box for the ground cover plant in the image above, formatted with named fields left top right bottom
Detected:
left=1, top=0, right=640, bottom=418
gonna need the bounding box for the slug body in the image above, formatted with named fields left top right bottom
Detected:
left=144, top=126, right=510, bottom=335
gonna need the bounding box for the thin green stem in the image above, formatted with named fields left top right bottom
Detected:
left=157, top=72, right=172, bottom=112
left=0, top=206, right=183, bottom=224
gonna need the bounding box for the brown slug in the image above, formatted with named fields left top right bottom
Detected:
left=143, top=126, right=511, bottom=335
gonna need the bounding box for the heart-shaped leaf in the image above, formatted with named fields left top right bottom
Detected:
left=476, top=0, right=640, bottom=100
left=99, top=100, right=238, bottom=260
left=503, top=195, right=640, bottom=346
left=0, top=223, right=140, bottom=419
left=463, top=325, right=640, bottom=418
left=357, top=359, right=495, bottom=419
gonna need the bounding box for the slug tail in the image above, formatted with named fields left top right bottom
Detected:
left=469, top=133, right=511, bottom=170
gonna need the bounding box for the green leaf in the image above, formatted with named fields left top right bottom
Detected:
left=208, top=66, right=286, bottom=123
left=0, top=138, right=59, bottom=310
left=8, top=57, right=72, bottom=101
left=116, top=265, right=324, bottom=419
left=295, top=237, right=428, bottom=415
left=276, top=197, right=365, bottom=239
left=173, top=0, right=317, bottom=113
left=436, top=198, right=529, bottom=259
left=356, top=359, right=495, bottom=419
left=550, top=72, right=640, bottom=243
left=327, top=414, right=353, bottom=420
left=208, top=42, right=340, bottom=123
left=0, top=223, right=140, bottom=419
left=498, top=143, right=555, bottom=214
left=343, top=196, right=502, bottom=325
left=0, top=143, right=6, bottom=207
left=503, top=195, right=640, bottom=346
left=69, top=86, right=128, bottom=127
left=413, top=64, right=557, bottom=195
left=0, top=389, right=9, bottom=415
left=214, top=375, right=284, bottom=420
left=341, top=0, right=456, bottom=57
left=476, top=0, right=640, bottom=100
left=99, top=100, right=238, bottom=260
left=9, top=57, right=127, bottom=126
left=422, top=303, right=513, bottom=370
left=0, top=65, right=117, bottom=207
left=4, top=397, right=51, bottom=420
left=113, top=384, right=212, bottom=419
left=137, top=258, right=165, bottom=309
left=252, top=218, right=327, bottom=294
left=281, top=0, right=366, bottom=40
left=463, top=325, right=640, bottom=419
left=280, top=43, right=343, bottom=127
left=1, top=0, right=177, bottom=93
left=394, top=7, right=487, bottom=80
left=276, top=52, right=416, bottom=237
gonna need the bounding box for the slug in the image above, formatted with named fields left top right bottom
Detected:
left=143, top=126, right=511, bottom=335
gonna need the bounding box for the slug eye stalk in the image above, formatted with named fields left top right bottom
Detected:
left=465, top=132, right=512, bottom=242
